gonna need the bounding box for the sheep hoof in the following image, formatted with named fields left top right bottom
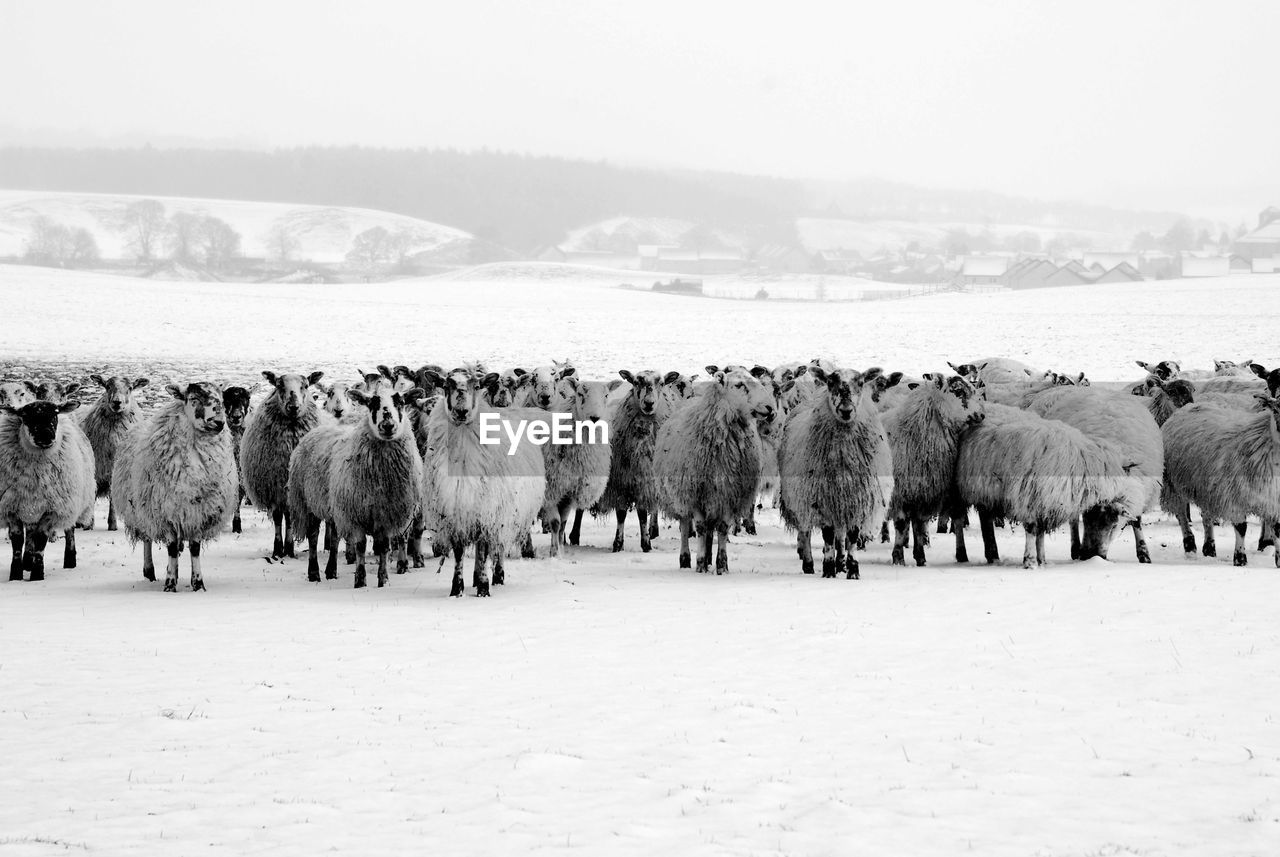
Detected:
left=396, top=560, right=408, bottom=574
left=1233, top=551, right=1247, bottom=567
left=1022, top=558, right=1034, bottom=569
left=1136, top=545, right=1151, bottom=564
left=8, top=567, right=21, bottom=582
left=821, top=559, right=835, bottom=578
left=28, top=568, right=44, bottom=582
left=695, top=557, right=709, bottom=574
left=679, top=552, right=691, bottom=569
left=845, top=558, right=859, bottom=579
left=307, top=569, right=320, bottom=583
left=1181, top=536, right=1196, bottom=553
left=640, top=539, right=651, bottom=553
left=449, top=577, right=464, bottom=597
left=955, top=549, right=969, bottom=564
left=63, top=551, right=76, bottom=570
left=163, top=579, right=177, bottom=592
left=1203, top=543, right=1216, bottom=558
left=1069, top=545, right=1081, bottom=560
left=231, top=518, right=241, bottom=534
left=325, top=570, right=337, bottom=580
left=476, top=583, right=490, bottom=597
left=412, top=556, right=424, bottom=569
left=493, top=569, right=505, bottom=586
left=191, top=580, right=205, bottom=592
left=801, top=559, right=814, bottom=574
left=353, top=569, right=367, bottom=588
left=611, top=536, right=624, bottom=552
left=890, top=546, right=905, bottom=566
left=914, top=555, right=926, bottom=568
left=143, top=567, right=156, bottom=582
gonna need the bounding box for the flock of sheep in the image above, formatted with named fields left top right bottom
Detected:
left=1, top=354, right=1278, bottom=596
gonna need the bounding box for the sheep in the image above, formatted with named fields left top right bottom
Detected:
left=239, top=370, right=324, bottom=559
left=777, top=366, right=892, bottom=578
left=0, top=398, right=94, bottom=580
left=111, top=382, right=238, bottom=591
left=654, top=366, right=773, bottom=574
left=319, top=381, right=353, bottom=422
left=0, top=382, right=33, bottom=410
left=540, top=372, right=613, bottom=553
left=1196, top=375, right=1266, bottom=396
left=949, top=358, right=1034, bottom=386
left=956, top=402, right=1126, bottom=567
left=1162, top=390, right=1280, bottom=567
left=880, top=373, right=982, bottom=566
left=418, top=366, right=546, bottom=596
left=221, top=386, right=252, bottom=534
left=482, top=368, right=527, bottom=407
left=1025, top=385, right=1163, bottom=562
left=595, top=369, right=678, bottom=552
left=1213, top=359, right=1256, bottom=376
left=77, top=374, right=149, bottom=531
left=734, top=365, right=790, bottom=536
left=514, top=361, right=575, bottom=409
left=288, top=385, right=426, bottom=588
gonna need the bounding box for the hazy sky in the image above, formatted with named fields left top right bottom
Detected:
left=3, top=0, right=1277, bottom=222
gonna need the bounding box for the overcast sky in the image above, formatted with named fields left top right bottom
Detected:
left=2, top=0, right=1277, bottom=222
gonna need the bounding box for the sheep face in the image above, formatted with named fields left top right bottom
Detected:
left=809, top=366, right=863, bottom=424
left=222, top=386, right=251, bottom=429
left=30, top=380, right=80, bottom=404
left=664, top=372, right=699, bottom=399
left=519, top=364, right=576, bottom=410
left=1249, top=363, right=1280, bottom=396
left=867, top=370, right=903, bottom=403
left=715, top=367, right=774, bottom=422
left=485, top=369, right=525, bottom=408
left=1135, top=360, right=1179, bottom=381
left=0, top=382, right=33, bottom=410
left=619, top=370, right=664, bottom=416
left=90, top=374, right=148, bottom=415
left=436, top=368, right=490, bottom=424
left=943, top=374, right=980, bottom=409
left=323, top=383, right=352, bottom=420
left=559, top=376, right=609, bottom=423
left=262, top=370, right=323, bottom=421
left=1164, top=379, right=1196, bottom=408
left=2, top=400, right=79, bottom=450
left=168, top=383, right=226, bottom=434
left=349, top=387, right=424, bottom=440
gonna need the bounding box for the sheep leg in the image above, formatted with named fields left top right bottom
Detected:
left=568, top=508, right=584, bottom=546
left=936, top=517, right=948, bottom=535
left=474, top=540, right=490, bottom=596
left=612, top=508, right=627, bottom=553
left=324, top=521, right=339, bottom=579
left=715, top=521, right=730, bottom=575
left=1069, top=518, right=1082, bottom=560
left=692, top=518, right=708, bottom=573
left=189, top=541, right=205, bottom=591
left=880, top=520, right=890, bottom=544
left=283, top=511, right=297, bottom=559
left=271, top=508, right=286, bottom=560
left=743, top=505, right=757, bottom=537
left=678, top=516, right=692, bottom=569
left=820, top=525, right=837, bottom=577
left=9, top=521, right=24, bottom=581
left=1174, top=503, right=1196, bottom=554
left=353, top=536, right=369, bottom=588
left=701, top=521, right=714, bottom=574
left=978, top=508, right=999, bottom=564
left=1232, top=522, right=1248, bottom=567
left=1258, top=517, right=1275, bottom=552
left=142, top=541, right=155, bottom=581
left=638, top=507, right=652, bottom=553
left=372, top=534, right=390, bottom=587
left=107, top=496, right=117, bottom=532
left=951, top=503, right=969, bottom=563
left=548, top=517, right=562, bottom=558
left=1132, top=516, right=1151, bottom=564
left=393, top=535, right=408, bottom=575
left=164, top=540, right=181, bottom=592
left=891, top=518, right=909, bottom=566
left=843, top=531, right=860, bottom=579
left=231, top=486, right=242, bottom=534
left=520, top=527, right=536, bottom=559
left=302, top=514, right=321, bottom=582
left=647, top=512, right=659, bottom=541
left=1021, top=524, right=1037, bottom=569
left=59, top=527, right=76, bottom=569
left=409, top=512, right=425, bottom=568
left=830, top=527, right=846, bottom=578
left=450, top=544, right=465, bottom=597
left=797, top=529, right=814, bottom=574
left=911, top=517, right=927, bottom=566
left=1035, top=528, right=1046, bottom=566
left=493, top=549, right=505, bottom=586
left=1202, top=516, right=1216, bottom=557
left=24, top=531, right=47, bottom=582
left=1273, top=521, right=1280, bottom=568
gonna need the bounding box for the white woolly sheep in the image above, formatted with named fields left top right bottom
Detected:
left=221, top=386, right=252, bottom=534
left=949, top=358, right=1034, bottom=386
left=654, top=367, right=773, bottom=574
left=1025, top=384, right=1162, bottom=562
left=0, top=382, right=33, bottom=410
left=239, top=369, right=324, bottom=559
left=778, top=366, right=893, bottom=578
left=541, top=373, right=613, bottom=553
left=78, top=374, right=149, bottom=530
left=956, top=402, right=1126, bottom=568
left=289, top=385, right=426, bottom=588
left=111, top=382, right=238, bottom=591
left=880, top=373, right=982, bottom=566
left=419, top=366, right=547, bottom=596
left=0, top=398, right=94, bottom=580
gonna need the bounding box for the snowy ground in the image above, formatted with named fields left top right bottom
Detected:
left=2, top=264, right=1280, bottom=855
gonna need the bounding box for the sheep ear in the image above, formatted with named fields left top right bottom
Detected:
left=307, top=371, right=325, bottom=387
left=481, top=371, right=500, bottom=389
left=864, top=366, right=884, bottom=381
left=262, top=371, right=278, bottom=385
left=421, top=369, right=446, bottom=389
left=393, top=365, right=412, bottom=379
left=22, top=380, right=38, bottom=395
left=933, top=375, right=946, bottom=389
left=808, top=365, right=827, bottom=383
left=946, top=361, right=960, bottom=373
left=887, top=372, right=903, bottom=386
left=348, top=388, right=370, bottom=406
left=376, top=365, right=394, bottom=380
left=90, top=374, right=107, bottom=388
left=1214, top=360, right=1227, bottom=371
left=661, top=370, right=681, bottom=385
left=750, top=365, right=770, bottom=379
left=63, top=383, right=80, bottom=397
left=618, top=369, right=637, bottom=385
left=705, top=365, right=720, bottom=375
left=1135, top=361, right=1153, bottom=372
left=1250, top=363, right=1269, bottom=379
left=57, top=400, right=80, bottom=413
left=688, top=374, right=699, bottom=382
left=607, top=378, right=623, bottom=391
left=906, top=381, right=920, bottom=390
left=166, top=384, right=186, bottom=401
left=558, top=366, right=576, bottom=379
left=793, top=364, right=807, bottom=377
left=402, top=387, right=426, bottom=407
left=132, top=377, right=150, bottom=389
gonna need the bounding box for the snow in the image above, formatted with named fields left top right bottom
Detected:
left=0, top=189, right=472, bottom=263
left=2, top=264, right=1280, bottom=855
left=797, top=218, right=1127, bottom=255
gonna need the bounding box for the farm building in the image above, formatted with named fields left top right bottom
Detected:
left=1235, top=210, right=1280, bottom=261
left=642, top=247, right=745, bottom=275
left=1092, top=261, right=1144, bottom=284
left=754, top=244, right=813, bottom=273
left=1082, top=251, right=1140, bottom=271
left=1178, top=254, right=1230, bottom=278
left=812, top=249, right=863, bottom=275
left=957, top=255, right=1009, bottom=286
left=538, top=247, right=641, bottom=269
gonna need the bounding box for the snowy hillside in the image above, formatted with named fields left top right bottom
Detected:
left=561, top=215, right=747, bottom=251
left=0, top=189, right=474, bottom=263
left=797, top=217, right=1127, bottom=255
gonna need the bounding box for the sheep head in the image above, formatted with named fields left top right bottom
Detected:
left=865, top=368, right=904, bottom=403
left=166, top=382, right=226, bottom=434
left=30, top=380, right=80, bottom=404
left=809, top=365, right=862, bottom=424
left=519, top=364, right=573, bottom=410
left=663, top=371, right=698, bottom=399
left=1135, top=360, right=1179, bottom=381
left=322, top=382, right=352, bottom=420
left=0, top=399, right=79, bottom=449
left=714, top=366, right=774, bottom=423
left=484, top=368, right=525, bottom=408
left=559, top=375, right=609, bottom=423
left=0, top=382, right=34, bottom=411
left=947, top=362, right=980, bottom=383
left=262, top=370, right=323, bottom=420
left=349, top=386, right=424, bottom=440
left=619, top=370, right=664, bottom=416
left=91, top=374, right=148, bottom=414
left=429, top=367, right=491, bottom=424
left=222, top=386, right=251, bottom=429
left=1249, top=363, right=1280, bottom=396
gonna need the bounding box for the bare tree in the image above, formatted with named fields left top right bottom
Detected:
left=24, top=217, right=74, bottom=266
left=264, top=221, right=299, bottom=263
left=167, top=211, right=204, bottom=264
left=346, top=226, right=393, bottom=268
left=115, top=199, right=167, bottom=262
left=69, top=227, right=100, bottom=266
left=199, top=216, right=241, bottom=271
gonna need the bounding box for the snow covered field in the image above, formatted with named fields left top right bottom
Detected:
left=2, top=264, right=1280, bottom=855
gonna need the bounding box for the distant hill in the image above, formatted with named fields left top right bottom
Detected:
left=0, top=190, right=473, bottom=263
left=795, top=217, right=1127, bottom=255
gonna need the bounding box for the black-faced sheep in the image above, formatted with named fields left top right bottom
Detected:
left=778, top=366, right=892, bottom=578
left=239, top=370, right=324, bottom=559
left=881, top=373, right=982, bottom=566
left=595, top=369, right=677, bottom=552
left=655, top=367, right=773, bottom=574
left=0, top=398, right=94, bottom=580
left=78, top=374, right=149, bottom=531
left=419, top=366, right=547, bottom=596
left=111, top=383, right=238, bottom=591
left=288, top=385, right=426, bottom=588
left=221, top=385, right=252, bottom=534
